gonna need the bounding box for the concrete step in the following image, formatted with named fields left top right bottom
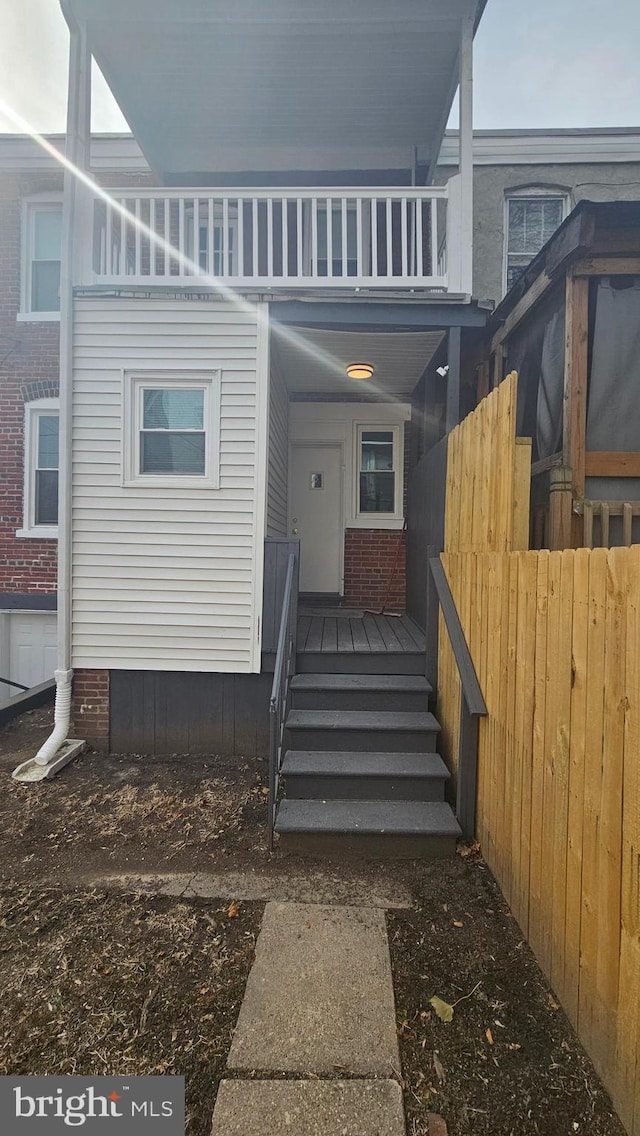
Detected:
left=275, top=799, right=461, bottom=859
left=290, top=673, right=432, bottom=712
left=296, top=650, right=425, bottom=676
left=284, top=709, right=440, bottom=753
left=281, top=750, right=449, bottom=801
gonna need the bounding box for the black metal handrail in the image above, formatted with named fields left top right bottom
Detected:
left=267, top=552, right=298, bottom=850
left=0, top=677, right=29, bottom=692
left=429, top=557, right=487, bottom=838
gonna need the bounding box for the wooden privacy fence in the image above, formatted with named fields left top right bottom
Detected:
left=444, top=370, right=531, bottom=554
left=437, top=375, right=640, bottom=1132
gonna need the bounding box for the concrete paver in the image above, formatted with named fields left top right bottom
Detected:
left=210, top=1079, right=406, bottom=1136
left=226, top=902, right=401, bottom=1076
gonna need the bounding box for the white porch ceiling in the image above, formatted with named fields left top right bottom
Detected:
left=272, top=326, right=444, bottom=399
left=64, top=0, right=485, bottom=178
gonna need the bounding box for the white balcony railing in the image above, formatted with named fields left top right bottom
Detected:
left=83, top=179, right=469, bottom=293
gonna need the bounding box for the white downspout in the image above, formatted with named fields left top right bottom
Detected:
left=33, top=19, right=91, bottom=768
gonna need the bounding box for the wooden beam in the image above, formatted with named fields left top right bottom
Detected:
left=548, top=466, right=573, bottom=550
left=563, top=272, right=589, bottom=499
left=490, top=270, right=553, bottom=351
left=513, top=437, right=532, bottom=550
left=574, top=256, right=640, bottom=277
left=585, top=452, right=640, bottom=478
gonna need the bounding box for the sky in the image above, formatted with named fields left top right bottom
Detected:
left=1, top=0, right=640, bottom=135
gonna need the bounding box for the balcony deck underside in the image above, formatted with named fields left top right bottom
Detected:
left=64, top=0, right=484, bottom=178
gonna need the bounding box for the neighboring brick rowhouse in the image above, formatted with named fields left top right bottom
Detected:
left=0, top=170, right=62, bottom=594
left=73, top=669, right=110, bottom=751
left=343, top=528, right=406, bottom=610
left=0, top=164, right=154, bottom=597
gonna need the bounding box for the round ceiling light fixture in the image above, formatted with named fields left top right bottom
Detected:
left=346, top=362, right=375, bottom=380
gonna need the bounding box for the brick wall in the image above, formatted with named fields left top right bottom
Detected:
left=0, top=166, right=155, bottom=598
left=72, top=669, right=110, bottom=751
left=0, top=171, right=63, bottom=594
left=343, top=527, right=406, bottom=610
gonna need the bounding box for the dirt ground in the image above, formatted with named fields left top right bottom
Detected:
left=0, top=705, right=626, bottom=1136
left=388, top=853, right=626, bottom=1136
left=0, top=885, right=261, bottom=1136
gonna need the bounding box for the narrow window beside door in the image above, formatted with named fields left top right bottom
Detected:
left=357, top=427, right=398, bottom=516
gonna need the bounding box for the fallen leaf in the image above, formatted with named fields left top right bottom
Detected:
left=547, top=994, right=560, bottom=1011
left=508, top=1042, right=521, bottom=1051
left=227, top=901, right=240, bottom=918
left=453, top=920, right=464, bottom=928
left=433, top=1051, right=446, bottom=1083
left=305, top=920, right=313, bottom=929
left=485, top=1027, right=494, bottom=1045
left=429, top=996, right=454, bottom=1023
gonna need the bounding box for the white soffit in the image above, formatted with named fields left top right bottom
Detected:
left=272, top=326, right=444, bottom=399
left=65, top=0, right=483, bottom=177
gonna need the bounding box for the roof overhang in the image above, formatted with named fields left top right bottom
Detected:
left=62, top=0, right=486, bottom=180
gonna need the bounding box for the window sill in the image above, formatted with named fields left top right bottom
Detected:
left=16, top=312, right=61, bottom=323
left=16, top=527, right=58, bottom=540
left=349, top=517, right=405, bottom=530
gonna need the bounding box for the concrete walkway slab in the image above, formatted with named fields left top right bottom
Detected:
left=210, top=1079, right=406, bottom=1135
left=92, top=870, right=412, bottom=909
left=227, top=902, right=400, bottom=1076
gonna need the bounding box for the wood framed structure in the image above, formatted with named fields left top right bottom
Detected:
left=481, top=200, right=640, bottom=550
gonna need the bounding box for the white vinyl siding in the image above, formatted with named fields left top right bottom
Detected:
left=71, top=298, right=268, bottom=673
left=266, top=358, right=289, bottom=537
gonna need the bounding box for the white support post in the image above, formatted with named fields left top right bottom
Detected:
left=457, top=13, right=474, bottom=297
left=58, top=17, right=91, bottom=678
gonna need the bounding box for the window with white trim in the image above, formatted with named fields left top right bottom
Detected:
left=504, top=190, right=568, bottom=293
left=17, top=400, right=60, bottom=538
left=21, top=200, right=63, bottom=317
left=356, top=426, right=400, bottom=517
left=123, top=372, right=221, bottom=488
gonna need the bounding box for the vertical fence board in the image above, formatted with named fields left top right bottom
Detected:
left=564, top=548, right=590, bottom=1026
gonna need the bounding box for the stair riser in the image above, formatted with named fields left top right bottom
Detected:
left=291, top=690, right=429, bottom=713
left=284, top=727, right=438, bottom=753
left=278, top=831, right=457, bottom=859
left=284, top=774, right=446, bottom=802
left=296, top=652, right=425, bottom=676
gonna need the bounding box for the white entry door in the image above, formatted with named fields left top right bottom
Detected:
left=289, top=444, right=342, bottom=594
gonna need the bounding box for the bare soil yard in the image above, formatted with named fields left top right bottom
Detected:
left=0, top=706, right=626, bottom=1136
left=0, top=885, right=261, bottom=1136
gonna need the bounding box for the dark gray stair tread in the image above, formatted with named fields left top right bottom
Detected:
left=285, top=710, right=440, bottom=733
left=276, top=799, right=462, bottom=838
left=290, top=674, right=432, bottom=694
left=282, top=750, right=449, bottom=780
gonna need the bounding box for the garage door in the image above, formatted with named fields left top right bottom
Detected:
left=0, top=612, right=57, bottom=701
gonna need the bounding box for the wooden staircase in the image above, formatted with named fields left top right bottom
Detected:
left=274, top=632, right=461, bottom=858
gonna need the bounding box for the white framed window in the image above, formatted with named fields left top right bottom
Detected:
left=123, top=372, right=221, bottom=488
left=17, top=399, right=60, bottom=539
left=355, top=424, right=401, bottom=518
left=503, top=189, right=569, bottom=294
left=20, top=198, right=63, bottom=320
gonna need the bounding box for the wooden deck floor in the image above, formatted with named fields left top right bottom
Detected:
left=297, top=609, right=426, bottom=655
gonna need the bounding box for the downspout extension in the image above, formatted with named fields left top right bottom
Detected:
left=34, top=669, right=73, bottom=765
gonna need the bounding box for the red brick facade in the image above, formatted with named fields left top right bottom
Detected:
left=343, top=527, right=407, bottom=610
left=72, top=669, right=110, bottom=751
left=0, top=170, right=63, bottom=594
